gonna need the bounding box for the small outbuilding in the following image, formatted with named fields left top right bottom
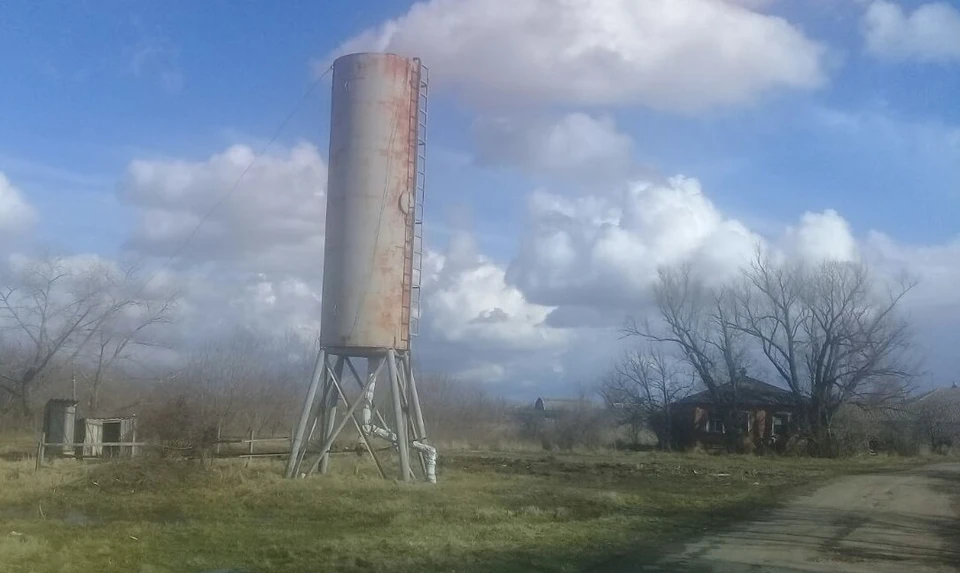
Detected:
left=42, top=399, right=78, bottom=457
left=75, top=416, right=139, bottom=458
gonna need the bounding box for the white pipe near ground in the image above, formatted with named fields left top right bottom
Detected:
left=411, top=440, right=437, bottom=484
left=359, top=378, right=437, bottom=483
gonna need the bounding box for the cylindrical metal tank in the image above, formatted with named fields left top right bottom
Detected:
left=42, top=399, right=76, bottom=457
left=321, top=53, right=421, bottom=352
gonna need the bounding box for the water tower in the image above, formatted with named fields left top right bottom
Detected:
left=286, top=53, right=435, bottom=483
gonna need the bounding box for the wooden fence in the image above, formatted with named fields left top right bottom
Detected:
left=31, top=427, right=378, bottom=471
left=34, top=432, right=147, bottom=469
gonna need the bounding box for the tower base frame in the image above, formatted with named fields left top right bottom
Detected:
left=285, top=348, right=436, bottom=483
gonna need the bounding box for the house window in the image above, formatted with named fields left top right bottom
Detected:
left=709, top=419, right=725, bottom=434
left=739, top=411, right=752, bottom=434
left=772, top=413, right=789, bottom=436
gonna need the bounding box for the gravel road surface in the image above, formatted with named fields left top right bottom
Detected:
left=644, top=463, right=960, bottom=572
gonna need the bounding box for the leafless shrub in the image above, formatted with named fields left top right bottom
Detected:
left=599, top=347, right=691, bottom=449
left=416, top=374, right=519, bottom=447
left=137, top=330, right=313, bottom=444
left=625, top=265, right=751, bottom=451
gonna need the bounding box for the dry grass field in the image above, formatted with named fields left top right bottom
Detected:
left=0, top=444, right=933, bottom=573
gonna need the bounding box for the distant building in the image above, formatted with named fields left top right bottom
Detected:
left=533, top=397, right=597, bottom=416
left=914, top=383, right=960, bottom=453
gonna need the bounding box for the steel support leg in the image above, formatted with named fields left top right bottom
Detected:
left=388, top=349, right=412, bottom=482
left=286, top=349, right=325, bottom=478
left=318, top=357, right=344, bottom=475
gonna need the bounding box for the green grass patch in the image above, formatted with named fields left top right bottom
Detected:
left=0, top=449, right=929, bottom=573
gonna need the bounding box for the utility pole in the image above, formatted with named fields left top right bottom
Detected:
left=71, top=371, right=77, bottom=402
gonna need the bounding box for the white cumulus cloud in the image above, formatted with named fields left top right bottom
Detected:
left=863, top=1, right=960, bottom=63
left=172, top=270, right=322, bottom=343
left=423, top=233, right=567, bottom=352
left=783, top=209, right=859, bottom=263
left=119, top=143, right=327, bottom=275
left=472, top=113, right=637, bottom=181
left=0, top=172, right=37, bottom=236
left=328, top=0, right=827, bottom=112
left=106, top=140, right=960, bottom=391
left=506, top=176, right=761, bottom=316
left=415, top=232, right=570, bottom=385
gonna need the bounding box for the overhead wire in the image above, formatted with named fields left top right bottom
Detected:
left=135, top=59, right=433, bottom=380
left=137, top=64, right=335, bottom=296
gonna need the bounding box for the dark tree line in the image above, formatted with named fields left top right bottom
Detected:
left=606, top=252, right=917, bottom=456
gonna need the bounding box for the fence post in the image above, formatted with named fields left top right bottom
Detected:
left=216, top=424, right=222, bottom=456
left=35, top=432, right=46, bottom=471
left=246, top=427, right=255, bottom=467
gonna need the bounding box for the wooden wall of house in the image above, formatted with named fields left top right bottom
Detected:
left=675, top=405, right=790, bottom=452
left=693, top=407, right=707, bottom=430
left=74, top=417, right=139, bottom=458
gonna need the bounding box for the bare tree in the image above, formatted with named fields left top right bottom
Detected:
left=78, top=296, right=177, bottom=415
left=417, top=373, right=513, bottom=446
left=0, top=255, right=164, bottom=416
left=625, top=265, right=751, bottom=449
left=140, top=330, right=314, bottom=442
left=915, top=385, right=960, bottom=454
left=735, top=252, right=916, bottom=455
left=600, top=346, right=691, bottom=449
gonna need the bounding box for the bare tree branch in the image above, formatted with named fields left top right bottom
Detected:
left=732, top=252, right=918, bottom=455
left=0, top=253, right=179, bottom=416
left=623, top=264, right=751, bottom=450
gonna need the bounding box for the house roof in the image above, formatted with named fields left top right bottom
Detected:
left=916, top=384, right=960, bottom=403
left=534, top=397, right=597, bottom=412
left=914, top=384, right=960, bottom=419
left=81, top=416, right=138, bottom=423
left=675, top=377, right=799, bottom=408
left=835, top=402, right=914, bottom=422
left=836, top=385, right=960, bottom=423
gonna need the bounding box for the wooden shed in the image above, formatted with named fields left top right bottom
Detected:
left=75, top=416, right=139, bottom=458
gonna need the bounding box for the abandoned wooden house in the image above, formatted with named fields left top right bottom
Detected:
left=671, top=378, right=802, bottom=452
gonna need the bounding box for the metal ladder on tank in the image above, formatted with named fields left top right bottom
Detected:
left=410, top=64, right=428, bottom=337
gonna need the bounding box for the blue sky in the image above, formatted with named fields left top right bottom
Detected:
left=2, top=1, right=958, bottom=255
left=2, top=0, right=960, bottom=394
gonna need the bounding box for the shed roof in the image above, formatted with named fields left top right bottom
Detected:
left=82, top=416, right=137, bottom=423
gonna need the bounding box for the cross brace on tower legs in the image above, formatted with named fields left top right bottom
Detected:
left=285, top=348, right=437, bottom=483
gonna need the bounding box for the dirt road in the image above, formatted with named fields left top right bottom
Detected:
left=645, top=463, right=960, bottom=572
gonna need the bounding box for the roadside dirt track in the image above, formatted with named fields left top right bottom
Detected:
left=644, top=463, right=960, bottom=572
